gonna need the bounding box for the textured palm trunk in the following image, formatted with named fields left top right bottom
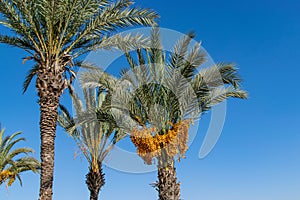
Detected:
left=37, top=65, right=65, bottom=200
left=38, top=96, right=58, bottom=200
left=157, top=153, right=181, bottom=200
left=86, top=163, right=105, bottom=200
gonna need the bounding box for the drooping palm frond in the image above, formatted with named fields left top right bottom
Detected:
left=0, top=34, right=35, bottom=54
left=22, top=64, right=39, bottom=93
left=0, top=129, right=40, bottom=187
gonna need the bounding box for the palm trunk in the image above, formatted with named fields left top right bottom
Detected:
left=157, top=153, right=181, bottom=200
left=38, top=96, right=58, bottom=200
left=37, top=66, right=65, bottom=200
left=86, top=163, right=105, bottom=200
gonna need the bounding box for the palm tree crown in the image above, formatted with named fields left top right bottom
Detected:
left=82, top=28, right=247, bottom=163
left=80, top=28, right=247, bottom=200
left=0, top=129, right=40, bottom=187
left=0, top=0, right=158, bottom=92
left=58, top=84, right=126, bottom=200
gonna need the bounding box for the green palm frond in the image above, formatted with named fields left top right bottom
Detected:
left=22, top=64, right=39, bottom=93
left=79, top=68, right=118, bottom=90
left=58, top=84, right=126, bottom=168
left=170, top=32, right=195, bottom=69
left=91, top=33, right=150, bottom=52
left=0, top=129, right=40, bottom=187
left=217, top=63, right=243, bottom=88
left=65, top=0, right=158, bottom=56
left=180, top=42, right=206, bottom=79
left=202, top=87, right=247, bottom=111
left=0, top=34, right=35, bottom=54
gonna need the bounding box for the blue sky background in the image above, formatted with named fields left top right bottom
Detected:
left=1, top=0, right=300, bottom=199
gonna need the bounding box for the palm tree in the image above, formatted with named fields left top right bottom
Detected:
left=80, top=28, right=247, bottom=200
left=0, top=129, right=40, bottom=187
left=57, top=84, right=126, bottom=200
left=0, top=1, right=157, bottom=199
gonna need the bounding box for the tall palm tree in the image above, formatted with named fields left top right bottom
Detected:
left=81, top=28, right=247, bottom=200
left=57, top=84, right=126, bottom=200
left=0, top=1, right=157, bottom=199
left=0, top=129, right=40, bottom=187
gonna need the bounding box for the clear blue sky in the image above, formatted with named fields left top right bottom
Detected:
left=1, top=0, right=300, bottom=199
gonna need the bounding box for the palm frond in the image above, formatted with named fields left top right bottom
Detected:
left=90, top=33, right=150, bottom=52
left=0, top=34, right=35, bottom=54
left=79, top=69, right=118, bottom=90
left=203, top=87, right=248, bottom=110
left=23, top=64, right=39, bottom=93
left=58, top=83, right=126, bottom=169
left=170, top=32, right=195, bottom=69
left=217, top=63, right=243, bottom=88
left=0, top=129, right=40, bottom=187
left=65, top=0, right=158, bottom=55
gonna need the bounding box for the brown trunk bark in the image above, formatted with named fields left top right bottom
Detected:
left=157, top=153, right=181, bottom=200
left=37, top=66, right=65, bottom=200
left=86, top=163, right=105, bottom=200
left=157, top=166, right=181, bottom=200
left=38, top=96, right=58, bottom=200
